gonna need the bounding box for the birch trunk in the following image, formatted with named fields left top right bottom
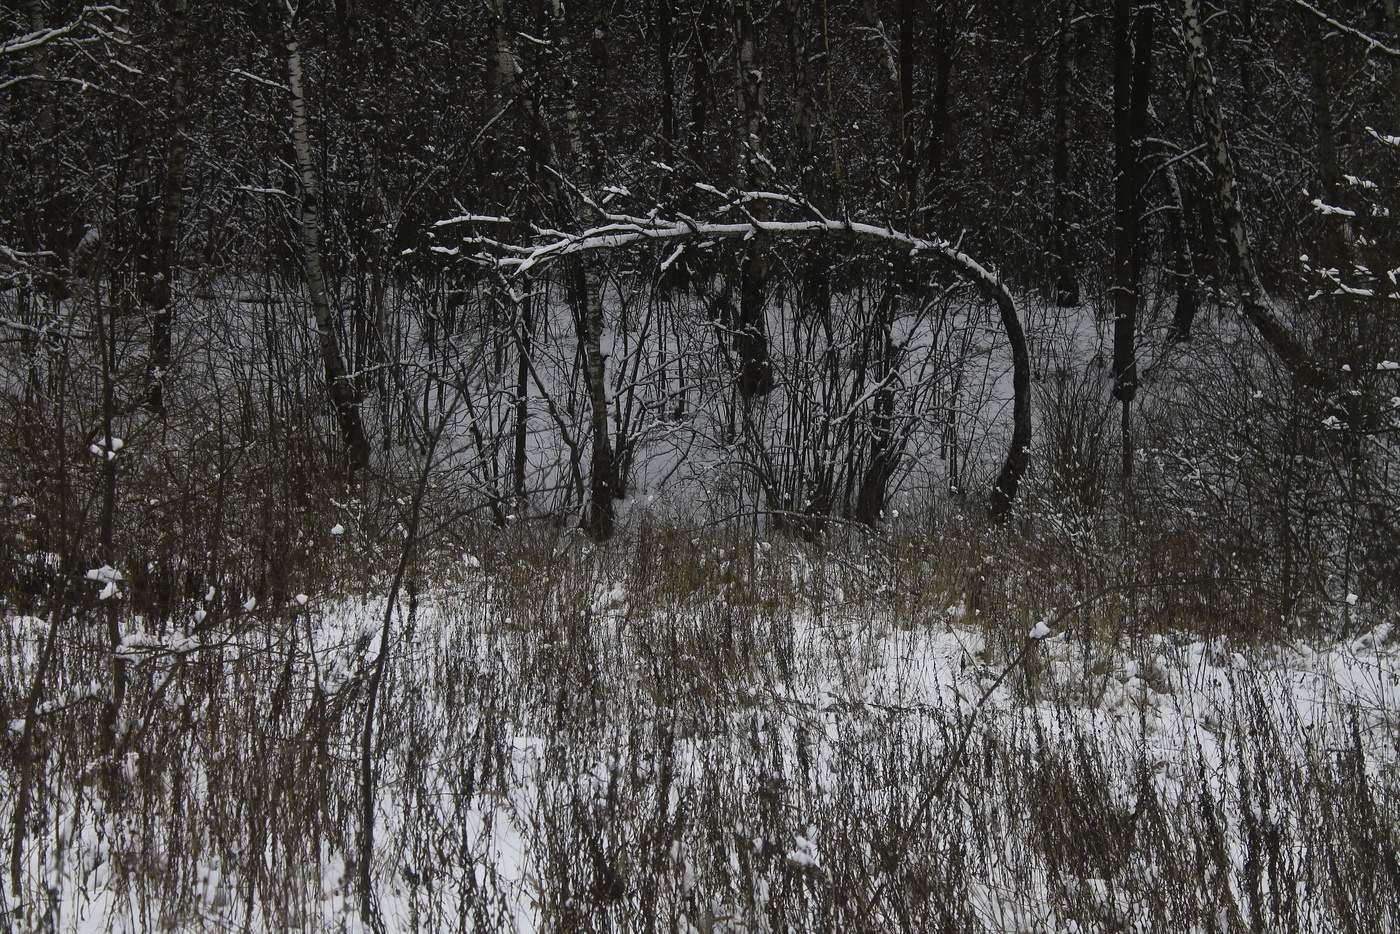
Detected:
left=1181, top=0, right=1334, bottom=396
left=285, top=24, right=371, bottom=475
left=582, top=17, right=615, bottom=539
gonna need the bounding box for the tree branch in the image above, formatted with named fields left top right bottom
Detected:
left=1289, top=0, right=1400, bottom=58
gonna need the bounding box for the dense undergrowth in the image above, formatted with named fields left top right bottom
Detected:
left=1, top=276, right=1395, bottom=933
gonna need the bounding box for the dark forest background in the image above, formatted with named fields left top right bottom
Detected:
left=3, top=0, right=1399, bottom=618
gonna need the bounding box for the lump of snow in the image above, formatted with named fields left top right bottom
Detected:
left=593, top=582, right=628, bottom=614
left=295, top=593, right=309, bottom=606
left=88, top=437, right=124, bottom=458
left=1028, top=620, right=1051, bottom=640
left=1378, top=360, right=1399, bottom=371
left=330, top=524, right=345, bottom=536
left=242, top=596, right=256, bottom=612
left=97, top=580, right=119, bottom=601
left=193, top=608, right=207, bottom=623
left=1366, top=126, right=1400, bottom=147
left=786, top=834, right=821, bottom=870
left=463, top=554, right=481, bottom=570
left=1346, top=593, right=1359, bottom=606
left=85, top=565, right=123, bottom=583
left=1312, top=198, right=1356, bottom=217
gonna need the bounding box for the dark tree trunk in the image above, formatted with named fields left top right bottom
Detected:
left=1051, top=0, right=1080, bottom=307
left=923, top=1, right=957, bottom=184
left=734, top=2, right=774, bottom=399
left=1110, top=0, right=1152, bottom=401
left=1162, top=154, right=1200, bottom=342
left=897, top=0, right=918, bottom=204
left=1111, top=0, right=1153, bottom=477
left=1389, top=0, right=1400, bottom=127
left=658, top=0, right=675, bottom=162
left=855, top=0, right=920, bottom=527
left=688, top=4, right=712, bottom=171
left=513, top=293, right=532, bottom=502
left=141, top=0, right=192, bottom=414
left=1309, top=21, right=1341, bottom=201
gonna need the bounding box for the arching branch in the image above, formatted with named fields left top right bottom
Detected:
left=468, top=202, right=1033, bottom=521
left=1288, top=0, right=1400, bottom=59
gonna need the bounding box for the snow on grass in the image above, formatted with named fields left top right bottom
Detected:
left=3, top=578, right=1397, bottom=931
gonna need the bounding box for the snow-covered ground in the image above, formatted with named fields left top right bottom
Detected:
left=6, top=568, right=1397, bottom=932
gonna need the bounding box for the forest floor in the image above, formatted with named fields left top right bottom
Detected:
left=4, top=531, right=1398, bottom=932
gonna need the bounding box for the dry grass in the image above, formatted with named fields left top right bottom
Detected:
left=2, top=518, right=1397, bottom=931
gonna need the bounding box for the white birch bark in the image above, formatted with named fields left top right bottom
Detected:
left=1181, top=0, right=1334, bottom=396
left=286, top=20, right=370, bottom=473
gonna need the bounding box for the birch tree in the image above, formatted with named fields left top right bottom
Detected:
left=285, top=1, right=370, bottom=475
left=1180, top=0, right=1337, bottom=400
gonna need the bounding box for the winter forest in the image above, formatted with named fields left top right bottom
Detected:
left=2, top=0, right=1399, bottom=930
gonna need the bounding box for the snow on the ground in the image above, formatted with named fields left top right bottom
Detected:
left=5, top=590, right=1397, bottom=932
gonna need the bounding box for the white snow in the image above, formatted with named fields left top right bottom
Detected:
left=7, top=583, right=1398, bottom=932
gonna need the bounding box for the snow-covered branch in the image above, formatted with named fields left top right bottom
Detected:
left=1289, top=0, right=1400, bottom=58
left=0, top=5, right=126, bottom=58
left=0, top=18, right=88, bottom=58
left=466, top=202, right=1033, bottom=519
